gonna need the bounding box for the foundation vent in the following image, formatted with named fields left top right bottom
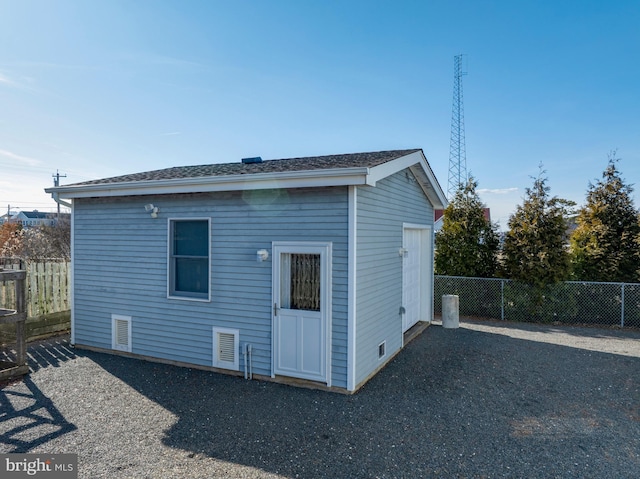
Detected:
left=213, top=327, right=239, bottom=370
left=112, top=315, right=132, bottom=353
left=378, top=341, right=386, bottom=359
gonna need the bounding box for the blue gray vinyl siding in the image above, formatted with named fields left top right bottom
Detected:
left=354, top=168, right=433, bottom=386
left=72, top=187, right=349, bottom=388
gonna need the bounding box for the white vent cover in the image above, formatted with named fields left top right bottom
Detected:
left=378, top=340, right=386, bottom=359
left=112, top=315, right=132, bottom=352
left=212, top=327, right=239, bottom=370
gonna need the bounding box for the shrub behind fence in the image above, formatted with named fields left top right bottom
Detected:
left=435, top=275, right=640, bottom=328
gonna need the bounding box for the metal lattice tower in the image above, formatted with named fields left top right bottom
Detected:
left=447, top=54, right=467, bottom=200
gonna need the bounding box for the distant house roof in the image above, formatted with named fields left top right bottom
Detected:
left=46, top=149, right=448, bottom=208
left=18, top=211, right=54, bottom=219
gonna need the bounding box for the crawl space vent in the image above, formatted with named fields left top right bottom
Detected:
left=213, top=327, right=239, bottom=370
left=378, top=341, right=386, bottom=359
left=112, top=315, right=132, bottom=353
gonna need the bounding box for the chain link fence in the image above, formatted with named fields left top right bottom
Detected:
left=435, top=275, right=640, bottom=328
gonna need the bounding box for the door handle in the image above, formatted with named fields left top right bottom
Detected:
left=274, top=303, right=279, bottom=316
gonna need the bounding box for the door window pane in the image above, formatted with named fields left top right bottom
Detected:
left=281, top=253, right=320, bottom=311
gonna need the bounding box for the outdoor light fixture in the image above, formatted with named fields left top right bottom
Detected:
left=256, top=249, right=269, bottom=262
left=144, top=204, right=159, bottom=218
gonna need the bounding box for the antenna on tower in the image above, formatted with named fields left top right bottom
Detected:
left=447, top=54, right=468, bottom=200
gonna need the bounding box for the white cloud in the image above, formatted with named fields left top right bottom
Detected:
left=0, top=69, right=39, bottom=92
left=478, top=187, right=519, bottom=195
left=0, top=149, right=42, bottom=167
left=0, top=72, right=16, bottom=86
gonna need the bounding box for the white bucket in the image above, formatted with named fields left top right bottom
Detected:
left=442, top=294, right=460, bottom=329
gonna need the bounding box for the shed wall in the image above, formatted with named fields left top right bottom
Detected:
left=355, top=168, right=433, bottom=386
left=72, top=187, right=349, bottom=388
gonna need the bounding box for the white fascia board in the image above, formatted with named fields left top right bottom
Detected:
left=367, top=150, right=448, bottom=208
left=409, top=165, right=448, bottom=210
left=417, top=155, right=449, bottom=208
left=366, top=150, right=425, bottom=185
left=46, top=167, right=372, bottom=199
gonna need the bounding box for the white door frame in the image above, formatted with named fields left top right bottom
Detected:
left=402, top=224, right=432, bottom=335
left=271, top=241, right=332, bottom=385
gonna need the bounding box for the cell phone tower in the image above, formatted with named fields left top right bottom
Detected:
left=447, top=54, right=468, bottom=200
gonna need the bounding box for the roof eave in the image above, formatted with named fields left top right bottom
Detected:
left=45, top=167, right=372, bottom=199
left=367, top=150, right=448, bottom=209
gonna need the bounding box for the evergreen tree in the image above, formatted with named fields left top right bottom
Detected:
left=435, top=177, right=500, bottom=277
left=502, top=169, right=574, bottom=288
left=570, top=153, right=640, bottom=282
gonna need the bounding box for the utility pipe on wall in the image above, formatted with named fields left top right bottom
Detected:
left=243, top=343, right=254, bottom=380
left=243, top=344, right=248, bottom=380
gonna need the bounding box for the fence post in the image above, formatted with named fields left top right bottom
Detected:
left=501, top=279, right=505, bottom=321
left=621, top=283, right=625, bottom=328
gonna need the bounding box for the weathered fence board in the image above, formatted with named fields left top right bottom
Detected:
left=0, top=260, right=71, bottom=343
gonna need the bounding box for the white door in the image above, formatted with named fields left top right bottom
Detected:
left=273, top=243, right=331, bottom=383
left=403, top=228, right=424, bottom=332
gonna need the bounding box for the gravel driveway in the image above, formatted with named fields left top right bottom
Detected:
left=1, top=320, right=639, bottom=479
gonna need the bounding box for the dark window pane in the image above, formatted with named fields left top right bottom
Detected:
left=173, top=220, right=208, bottom=256
left=174, top=257, right=208, bottom=294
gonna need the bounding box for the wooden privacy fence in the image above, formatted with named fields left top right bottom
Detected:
left=0, top=260, right=71, bottom=342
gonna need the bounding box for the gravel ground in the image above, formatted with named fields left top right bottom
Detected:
left=1, top=320, right=639, bottom=479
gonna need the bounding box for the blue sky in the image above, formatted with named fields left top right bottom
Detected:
left=1, top=0, right=638, bottom=229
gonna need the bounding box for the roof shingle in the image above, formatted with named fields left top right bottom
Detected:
left=70, top=149, right=420, bottom=186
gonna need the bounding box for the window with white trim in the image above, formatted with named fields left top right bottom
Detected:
left=169, top=219, right=210, bottom=300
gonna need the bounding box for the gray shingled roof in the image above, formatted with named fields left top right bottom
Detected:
left=70, top=149, right=421, bottom=186
left=20, top=211, right=53, bottom=219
